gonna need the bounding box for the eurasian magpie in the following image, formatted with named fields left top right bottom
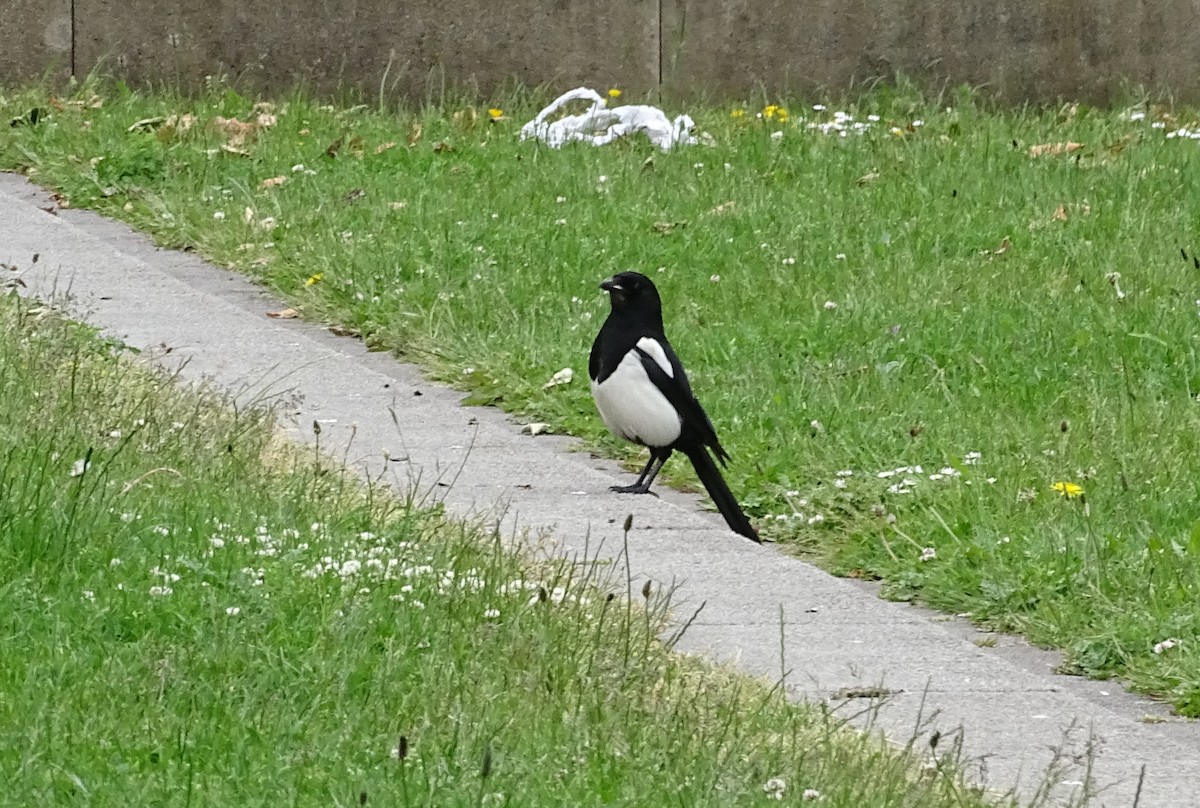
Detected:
left=589, top=271, right=759, bottom=542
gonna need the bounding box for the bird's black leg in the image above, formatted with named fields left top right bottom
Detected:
left=610, top=450, right=670, bottom=495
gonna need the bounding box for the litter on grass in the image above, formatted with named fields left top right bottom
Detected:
left=520, top=87, right=696, bottom=151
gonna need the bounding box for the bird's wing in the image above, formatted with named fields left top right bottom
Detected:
left=632, top=337, right=730, bottom=464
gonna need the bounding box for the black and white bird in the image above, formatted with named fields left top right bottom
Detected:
left=589, top=271, right=759, bottom=542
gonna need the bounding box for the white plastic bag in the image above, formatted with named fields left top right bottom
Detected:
left=519, top=87, right=696, bottom=151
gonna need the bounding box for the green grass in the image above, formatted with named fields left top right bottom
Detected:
left=0, top=293, right=1014, bottom=805
left=3, top=77, right=1200, bottom=715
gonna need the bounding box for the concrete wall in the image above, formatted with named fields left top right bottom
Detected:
left=68, top=0, right=659, bottom=99
left=5, top=1, right=1200, bottom=103
left=661, top=0, right=1200, bottom=102
left=2, top=0, right=72, bottom=84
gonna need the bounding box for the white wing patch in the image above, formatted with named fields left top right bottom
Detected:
left=591, top=349, right=682, bottom=448
left=635, top=337, right=674, bottom=378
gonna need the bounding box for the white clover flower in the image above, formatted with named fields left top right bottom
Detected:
left=867, top=114, right=881, bottom=122
left=834, top=478, right=848, bottom=488
left=225, top=606, right=241, bottom=616
left=803, top=789, right=822, bottom=801
left=556, top=195, right=567, bottom=203
left=1128, top=111, right=1146, bottom=121
left=939, top=467, right=961, bottom=478
left=763, top=777, right=787, bottom=799
left=484, top=608, right=500, bottom=619
left=823, top=300, right=838, bottom=310
left=149, top=585, right=173, bottom=596
left=782, top=257, right=795, bottom=265
left=920, top=547, right=937, bottom=562
left=812, top=104, right=826, bottom=111
left=835, top=253, right=847, bottom=260
left=212, top=210, right=225, bottom=220
left=709, top=274, right=720, bottom=283
left=82, top=590, right=95, bottom=601
left=1153, top=638, right=1179, bottom=654
left=806, top=514, right=825, bottom=526
left=69, top=458, right=90, bottom=478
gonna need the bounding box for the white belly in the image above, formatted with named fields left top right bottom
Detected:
left=591, top=350, right=682, bottom=448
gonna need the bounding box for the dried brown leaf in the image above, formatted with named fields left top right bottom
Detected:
left=344, top=188, right=366, bottom=203
left=1052, top=204, right=1068, bottom=222
left=260, top=176, right=287, bottom=189
left=1028, top=141, right=1084, bottom=158
left=220, top=144, right=251, bottom=157
left=127, top=116, right=166, bottom=133
left=324, top=136, right=343, bottom=158
left=992, top=237, right=1011, bottom=255
left=453, top=107, right=478, bottom=129
left=374, top=141, right=397, bottom=155
left=406, top=121, right=423, bottom=147
left=266, top=307, right=299, bottom=319
left=165, top=113, right=197, bottom=134
left=349, top=136, right=365, bottom=158
left=388, top=201, right=408, bottom=210
left=856, top=171, right=881, bottom=185
left=210, top=116, right=258, bottom=148
left=709, top=201, right=737, bottom=216
left=432, top=140, right=454, bottom=154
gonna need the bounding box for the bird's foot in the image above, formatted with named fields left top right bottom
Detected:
left=609, top=483, right=658, bottom=497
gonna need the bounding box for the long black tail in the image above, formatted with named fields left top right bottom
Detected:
left=685, top=447, right=759, bottom=543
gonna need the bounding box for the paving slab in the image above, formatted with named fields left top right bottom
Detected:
left=2, top=171, right=1198, bottom=807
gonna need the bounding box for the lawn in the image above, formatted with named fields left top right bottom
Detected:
left=0, top=294, right=1011, bottom=805
left=3, top=76, right=1200, bottom=715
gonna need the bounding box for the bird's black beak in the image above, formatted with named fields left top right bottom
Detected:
left=600, top=277, right=620, bottom=293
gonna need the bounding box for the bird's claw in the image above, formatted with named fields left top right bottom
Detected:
left=609, top=483, right=658, bottom=497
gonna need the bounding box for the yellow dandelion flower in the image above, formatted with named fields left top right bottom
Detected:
left=487, top=108, right=504, bottom=119
left=608, top=88, right=622, bottom=99
left=731, top=108, right=746, bottom=119
left=762, top=104, right=779, bottom=120
left=305, top=272, right=324, bottom=287
left=776, top=108, right=789, bottom=123
left=1051, top=481, right=1083, bottom=499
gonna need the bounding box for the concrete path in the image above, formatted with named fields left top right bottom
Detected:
left=2, top=172, right=1197, bottom=807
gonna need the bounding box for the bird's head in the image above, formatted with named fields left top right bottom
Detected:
left=600, top=271, right=661, bottom=311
